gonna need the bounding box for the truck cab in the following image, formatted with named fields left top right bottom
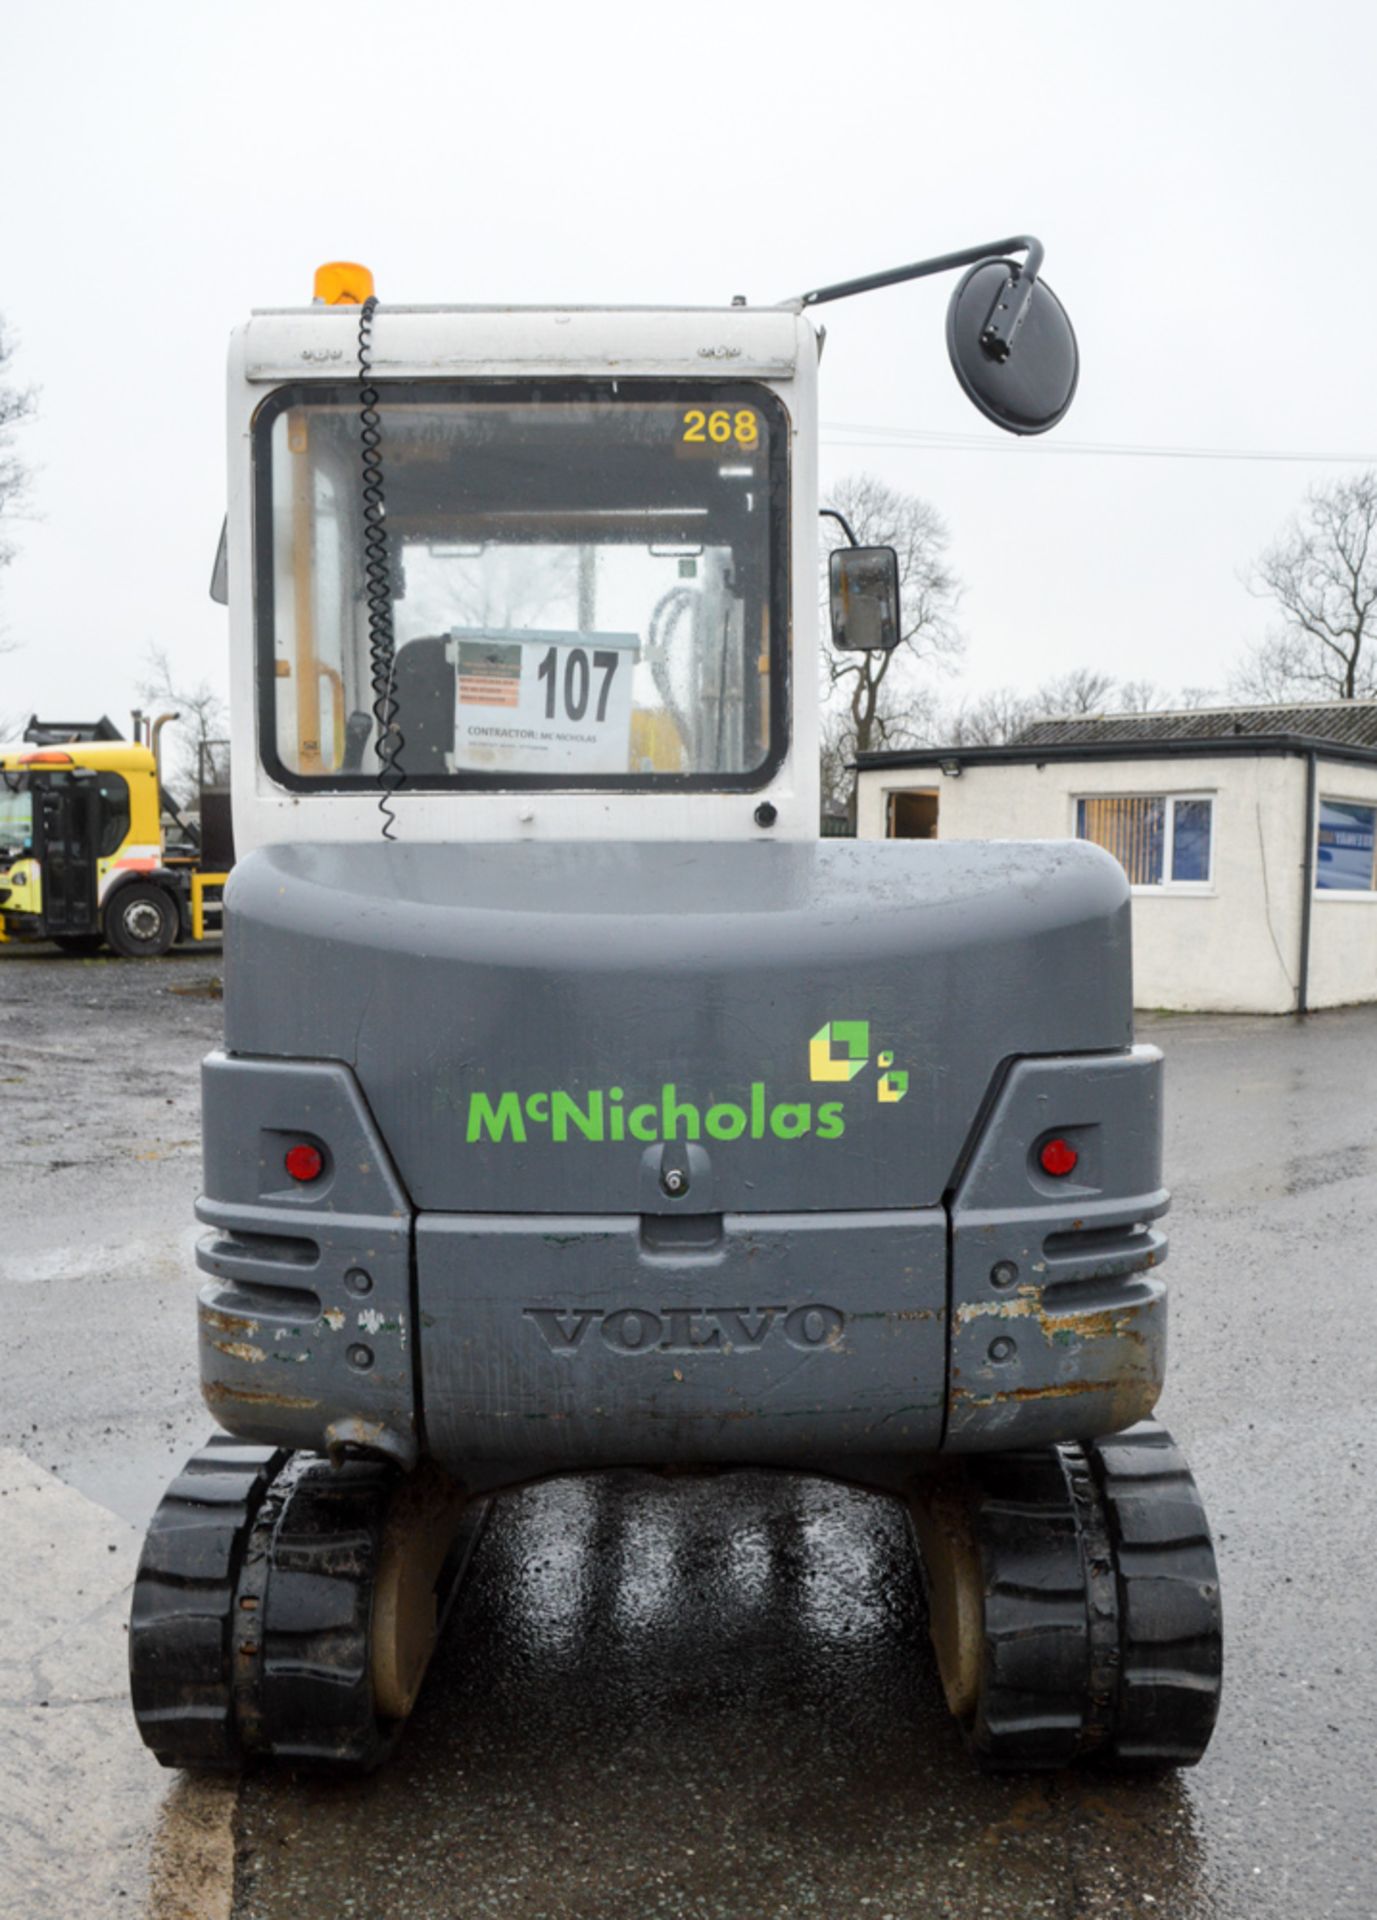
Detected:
left=0, top=737, right=168, bottom=952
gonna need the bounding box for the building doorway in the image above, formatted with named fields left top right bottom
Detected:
left=887, top=789, right=939, bottom=839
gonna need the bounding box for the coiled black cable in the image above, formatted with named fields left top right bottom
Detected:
left=357, top=296, right=405, bottom=839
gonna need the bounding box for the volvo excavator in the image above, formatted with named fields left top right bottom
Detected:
left=129, top=246, right=1222, bottom=1773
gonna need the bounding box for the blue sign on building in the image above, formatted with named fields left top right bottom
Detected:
left=1317, top=799, right=1376, bottom=891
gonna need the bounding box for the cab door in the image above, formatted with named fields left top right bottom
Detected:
left=36, top=779, right=98, bottom=934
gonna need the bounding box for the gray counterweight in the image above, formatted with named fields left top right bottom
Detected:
left=193, top=836, right=1165, bottom=1483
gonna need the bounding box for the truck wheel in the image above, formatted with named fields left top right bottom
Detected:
left=103, top=882, right=178, bottom=958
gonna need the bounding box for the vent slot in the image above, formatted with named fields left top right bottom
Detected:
left=1042, top=1219, right=1165, bottom=1283
left=203, top=1278, right=322, bottom=1323
left=197, top=1227, right=321, bottom=1289
left=1044, top=1222, right=1151, bottom=1260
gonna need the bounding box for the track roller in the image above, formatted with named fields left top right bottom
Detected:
left=130, top=1436, right=487, bottom=1772
left=910, top=1419, right=1222, bottom=1770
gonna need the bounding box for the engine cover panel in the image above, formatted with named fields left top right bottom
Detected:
left=223, top=838, right=1132, bottom=1215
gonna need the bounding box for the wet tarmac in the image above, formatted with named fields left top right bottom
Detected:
left=0, top=944, right=222, bottom=1525
left=0, top=944, right=232, bottom=1920
left=2, top=946, right=1375, bottom=1917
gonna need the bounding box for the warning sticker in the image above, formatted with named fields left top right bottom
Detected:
left=457, top=641, right=522, bottom=709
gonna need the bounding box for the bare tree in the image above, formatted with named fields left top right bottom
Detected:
left=945, top=670, right=1117, bottom=746
left=1235, top=471, right=1377, bottom=701
left=819, top=682, right=945, bottom=817
left=1115, top=677, right=1177, bottom=714
left=402, top=545, right=578, bottom=637
left=0, top=316, right=37, bottom=653
left=818, top=474, right=962, bottom=805
left=944, top=686, right=1040, bottom=746
left=1038, top=667, right=1118, bottom=715
left=942, top=670, right=1192, bottom=746
left=817, top=707, right=855, bottom=821
left=139, top=645, right=228, bottom=802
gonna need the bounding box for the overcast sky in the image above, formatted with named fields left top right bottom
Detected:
left=2, top=0, right=1373, bottom=740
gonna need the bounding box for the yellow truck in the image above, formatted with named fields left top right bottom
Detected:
left=0, top=720, right=229, bottom=957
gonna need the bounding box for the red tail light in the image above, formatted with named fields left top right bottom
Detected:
left=1039, top=1136, right=1079, bottom=1178
left=284, top=1142, right=324, bottom=1183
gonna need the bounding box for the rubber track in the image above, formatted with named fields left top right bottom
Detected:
left=253, top=1454, right=397, bottom=1771
left=1085, top=1422, right=1224, bottom=1767
left=129, top=1435, right=287, bottom=1770
left=965, top=1419, right=1222, bottom=1771
left=967, top=1447, right=1093, bottom=1769
left=131, top=1439, right=490, bottom=1774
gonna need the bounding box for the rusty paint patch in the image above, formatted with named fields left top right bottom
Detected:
left=956, top=1295, right=1043, bottom=1324
left=955, top=1378, right=1112, bottom=1405
left=332, top=1416, right=384, bottom=1444
left=209, top=1338, right=266, bottom=1365
left=200, top=1307, right=261, bottom=1337
left=956, top=1292, right=1155, bottom=1351
left=952, top=1375, right=1159, bottom=1425
left=203, top=1379, right=320, bottom=1411
left=321, top=1308, right=346, bottom=1331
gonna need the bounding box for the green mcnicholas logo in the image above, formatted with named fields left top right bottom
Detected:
left=464, top=1021, right=906, bottom=1146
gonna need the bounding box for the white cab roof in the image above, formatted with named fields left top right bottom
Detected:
left=238, top=305, right=810, bottom=383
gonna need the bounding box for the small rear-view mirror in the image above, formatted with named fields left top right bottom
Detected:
left=210, top=519, right=228, bottom=606
left=829, top=546, right=901, bottom=652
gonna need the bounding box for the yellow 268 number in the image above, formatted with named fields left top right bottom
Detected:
left=682, top=407, right=759, bottom=448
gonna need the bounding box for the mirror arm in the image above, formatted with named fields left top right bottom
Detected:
left=793, top=235, right=1045, bottom=362
left=795, top=234, right=1042, bottom=309
left=819, top=508, right=860, bottom=548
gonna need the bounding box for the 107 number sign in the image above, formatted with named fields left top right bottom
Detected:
left=536, top=645, right=621, bottom=724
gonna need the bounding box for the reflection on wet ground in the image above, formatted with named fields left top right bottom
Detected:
left=236, top=1470, right=1210, bottom=1920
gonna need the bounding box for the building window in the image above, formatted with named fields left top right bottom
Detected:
left=1075, top=794, right=1213, bottom=889
left=1316, top=798, right=1376, bottom=892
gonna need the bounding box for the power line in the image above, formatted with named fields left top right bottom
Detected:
left=819, top=423, right=1377, bottom=465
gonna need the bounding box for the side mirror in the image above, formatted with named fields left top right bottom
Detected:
left=829, top=546, right=901, bottom=652
left=946, top=258, right=1078, bottom=435
left=210, top=519, right=229, bottom=606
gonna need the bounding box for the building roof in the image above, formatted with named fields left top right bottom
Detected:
left=856, top=700, right=1377, bottom=774
left=1016, top=701, right=1377, bottom=750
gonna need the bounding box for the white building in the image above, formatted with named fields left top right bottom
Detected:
left=855, top=703, right=1377, bottom=1014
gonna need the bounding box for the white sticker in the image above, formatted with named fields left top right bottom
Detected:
left=451, top=627, right=639, bottom=774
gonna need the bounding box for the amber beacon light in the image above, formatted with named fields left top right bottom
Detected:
left=313, top=261, right=375, bottom=306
